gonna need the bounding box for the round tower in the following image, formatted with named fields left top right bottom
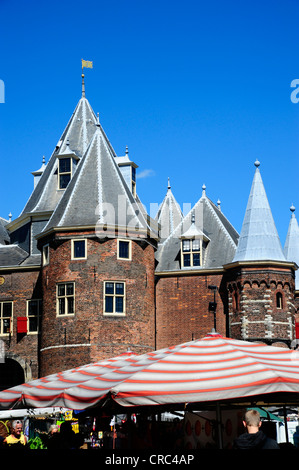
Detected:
left=37, top=112, right=158, bottom=376
left=224, top=162, right=297, bottom=347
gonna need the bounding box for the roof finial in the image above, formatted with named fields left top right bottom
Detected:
left=202, top=184, right=206, bottom=196
left=81, top=59, right=93, bottom=98
left=96, top=112, right=100, bottom=126
left=290, top=204, right=296, bottom=216
left=254, top=159, right=260, bottom=168
left=217, top=199, right=221, bottom=211
left=125, top=145, right=129, bottom=155
left=81, top=74, right=85, bottom=97
left=168, top=177, right=171, bottom=189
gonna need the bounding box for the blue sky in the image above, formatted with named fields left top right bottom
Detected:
left=0, top=0, right=298, bottom=245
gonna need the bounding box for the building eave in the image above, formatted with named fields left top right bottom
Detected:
left=224, top=260, right=298, bottom=271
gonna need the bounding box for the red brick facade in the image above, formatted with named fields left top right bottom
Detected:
left=0, top=268, right=41, bottom=384
left=39, top=231, right=156, bottom=376
left=155, top=271, right=226, bottom=350
left=224, top=262, right=296, bottom=347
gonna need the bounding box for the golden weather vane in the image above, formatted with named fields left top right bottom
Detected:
left=81, top=59, right=93, bottom=97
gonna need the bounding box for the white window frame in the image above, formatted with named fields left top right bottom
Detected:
left=103, top=281, right=126, bottom=316
left=0, top=301, right=13, bottom=336
left=181, top=238, right=202, bottom=268
left=71, top=239, right=87, bottom=260
left=56, top=282, right=75, bottom=317
left=27, top=299, right=42, bottom=334
left=117, top=239, right=132, bottom=261
left=43, top=244, right=49, bottom=265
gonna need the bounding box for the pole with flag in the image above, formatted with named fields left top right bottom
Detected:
left=81, top=59, right=93, bottom=97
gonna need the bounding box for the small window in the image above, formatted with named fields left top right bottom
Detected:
left=0, top=301, right=12, bottom=335
left=104, top=281, right=125, bottom=316
left=117, top=240, right=131, bottom=260
left=276, top=292, right=283, bottom=309
left=43, top=244, right=49, bottom=265
left=72, top=239, right=87, bottom=260
left=57, top=282, right=75, bottom=316
left=181, top=238, right=201, bottom=267
left=27, top=299, right=42, bottom=333
left=58, top=157, right=72, bottom=189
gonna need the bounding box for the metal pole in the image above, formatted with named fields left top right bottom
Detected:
left=283, top=406, right=289, bottom=443
left=216, top=402, right=223, bottom=449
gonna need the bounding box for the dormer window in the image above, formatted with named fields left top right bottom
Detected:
left=57, top=140, right=79, bottom=190
left=180, top=213, right=209, bottom=269
left=58, top=157, right=72, bottom=189
left=181, top=238, right=201, bottom=267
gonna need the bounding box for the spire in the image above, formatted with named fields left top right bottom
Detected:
left=82, top=73, right=85, bottom=97
left=155, top=178, right=183, bottom=239
left=233, top=160, right=286, bottom=262
left=284, top=205, right=299, bottom=289
left=41, top=125, right=156, bottom=240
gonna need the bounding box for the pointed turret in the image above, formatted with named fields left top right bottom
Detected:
left=284, top=205, right=299, bottom=290
left=40, top=123, right=158, bottom=240
left=155, top=178, right=183, bottom=240
left=233, top=160, right=285, bottom=262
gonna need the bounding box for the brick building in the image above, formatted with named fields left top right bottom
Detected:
left=0, top=78, right=298, bottom=388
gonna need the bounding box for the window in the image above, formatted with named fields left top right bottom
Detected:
left=27, top=299, right=42, bottom=333
left=117, top=240, right=131, bottom=260
left=58, top=157, right=72, bottom=189
left=43, top=244, right=49, bottom=265
left=0, top=301, right=12, bottom=335
left=104, top=281, right=125, bottom=316
left=132, top=167, right=136, bottom=197
left=72, top=239, right=87, bottom=260
left=276, top=292, right=283, bottom=309
left=57, top=283, right=75, bottom=316
left=181, top=238, right=201, bottom=267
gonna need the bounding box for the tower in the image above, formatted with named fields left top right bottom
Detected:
left=224, top=161, right=297, bottom=346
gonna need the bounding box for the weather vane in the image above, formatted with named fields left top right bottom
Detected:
left=81, top=59, right=93, bottom=97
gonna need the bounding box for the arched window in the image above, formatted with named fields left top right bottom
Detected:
left=276, top=292, right=283, bottom=309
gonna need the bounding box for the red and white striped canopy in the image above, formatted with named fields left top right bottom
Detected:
left=1, top=333, right=299, bottom=410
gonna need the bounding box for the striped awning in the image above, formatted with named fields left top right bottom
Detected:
left=1, top=333, right=299, bottom=410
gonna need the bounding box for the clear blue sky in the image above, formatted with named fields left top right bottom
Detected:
left=0, top=0, right=298, bottom=245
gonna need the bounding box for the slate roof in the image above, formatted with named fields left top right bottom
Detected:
left=155, top=179, right=183, bottom=242
left=232, top=161, right=286, bottom=262
left=284, top=205, right=299, bottom=289
left=19, top=95, right=98, bottom=217
left=0, top=245, right=29, bottom=267
left=0, top=218, right=10, bottom=245
left=40, top=123, right=159, bottom=240
left=156, top=187, right=239, bottom=272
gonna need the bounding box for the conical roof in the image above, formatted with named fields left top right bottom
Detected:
left=155, top=178, right=183, bottom=240
left=233, top=161, right=286, bottom=262
left=156, top=185, right=238, bottom=271
left=41, top=123, right=158, bottom=239
left=19, top=95, right=98, bottom=217
left=284, top=205, right=299, bottom=289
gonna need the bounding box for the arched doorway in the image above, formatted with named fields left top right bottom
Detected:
left=0, top=358, right=25, bottom=391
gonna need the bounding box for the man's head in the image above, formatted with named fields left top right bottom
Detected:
left=11, top=420, right=23, bottom=438
left=243, top=409, right=262, bottom=433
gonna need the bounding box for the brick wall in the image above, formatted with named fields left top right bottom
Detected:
left=0, top=269, right=41, bottom=382
left=40, top=232, right=156, bottom=375
left=225, top=263, right=296, bottom=346
left=155, top=271, right=226, bottom=349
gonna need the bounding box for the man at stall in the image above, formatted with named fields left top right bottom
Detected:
left=3, top=420, right=27, bottom=447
